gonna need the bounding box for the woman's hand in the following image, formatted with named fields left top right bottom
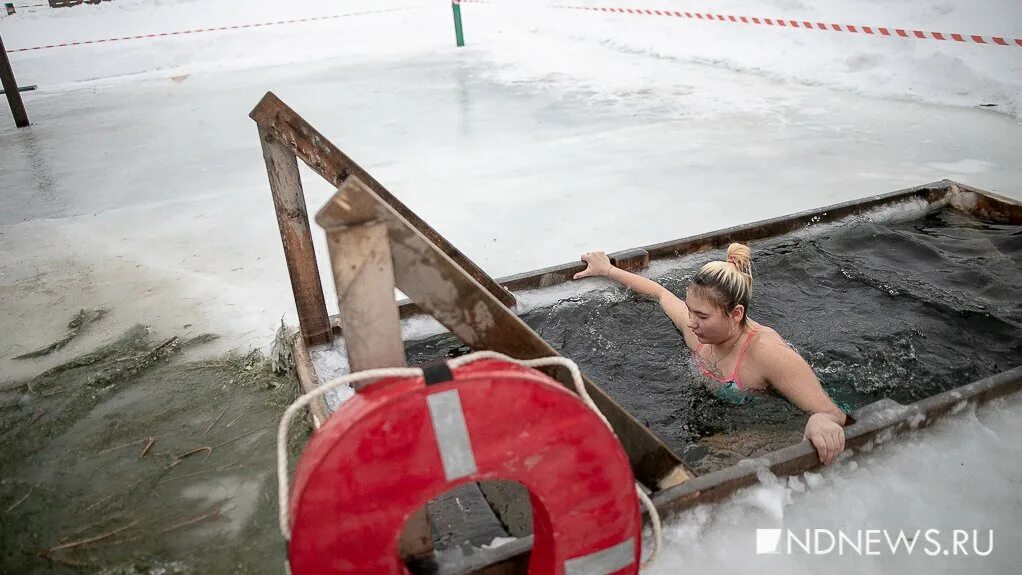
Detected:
left=804, top=412, right=846, bottom=465
left=573, top=251, right=613, bottom=280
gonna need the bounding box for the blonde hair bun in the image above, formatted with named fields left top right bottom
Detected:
left=725, top=243, right=752, bottom=278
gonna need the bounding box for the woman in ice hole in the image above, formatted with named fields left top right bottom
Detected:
left=573, top=243, right=848, bottom=464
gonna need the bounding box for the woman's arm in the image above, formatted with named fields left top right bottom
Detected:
left=574, top=252, right=701, bottom=349
left=573, top=251, right=663, bottom=296
left=755, top=341, right=847, bottom=464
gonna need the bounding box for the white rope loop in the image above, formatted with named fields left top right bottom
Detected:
left=276, top=351, right=662, bottom=568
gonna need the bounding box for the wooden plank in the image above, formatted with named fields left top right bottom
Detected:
left=407, top=536, right=532, bottom=575
left=0, top=34, right=30, bottom=128
left=316, top=176, right=693, bottom=489
left=258, top=126, right=333, bottom=346
left=292, top=337, right=329, bottom=429
left=476, top=481, right=531, bottom=538
left=427, top=483, right=509, bottom=550
left=949, top=182, right=1022, bottom=224
left=326, top=220, right=406, bottom=378
left=249, top=92, right=517, bottom=310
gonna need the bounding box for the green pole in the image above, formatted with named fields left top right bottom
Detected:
left=452, top=2, right=465, bottom=47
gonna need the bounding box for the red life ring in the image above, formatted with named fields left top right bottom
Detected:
left=288, top=359, right=641, bottom=574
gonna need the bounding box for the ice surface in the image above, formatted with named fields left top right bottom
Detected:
left=3, top=2, right=1020, bottom=378
left=477, top=1, right=1022, bottom=117
left=2, top=2, right=1021, bottom=569
left=3, top=1, right=1020, bottom=384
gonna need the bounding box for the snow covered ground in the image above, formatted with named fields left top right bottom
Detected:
left=1, top=0, right=1020, bottom=570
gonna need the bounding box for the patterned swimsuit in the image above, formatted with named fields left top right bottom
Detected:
left=692, top=326, right=794, bottom=405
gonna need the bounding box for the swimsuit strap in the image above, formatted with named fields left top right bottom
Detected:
left=730, top=326, right=762, bottom=388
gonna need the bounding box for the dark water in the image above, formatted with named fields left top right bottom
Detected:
left=404, top=208, right=1022, bottom=471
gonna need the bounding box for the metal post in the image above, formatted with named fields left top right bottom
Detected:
left=451, top=1, right=465, bottom=47
left=0, top=34, right=30, bottom=128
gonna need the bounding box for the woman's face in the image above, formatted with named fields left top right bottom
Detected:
left=685, top=287, right=739, bottom=344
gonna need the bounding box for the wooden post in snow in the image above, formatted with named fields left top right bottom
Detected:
left=323, top=221, right=406, bottom=379
left=0, top=34, right=30, bottom=128
left=258, top=126, right=333, bottom=346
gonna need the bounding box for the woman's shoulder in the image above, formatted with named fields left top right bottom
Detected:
left=741, top=322, right=809, bottom=390
left=746, top=322, right=795, bottom=356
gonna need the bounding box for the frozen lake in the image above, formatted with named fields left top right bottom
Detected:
left=2, top=0, right=1020, bottom=571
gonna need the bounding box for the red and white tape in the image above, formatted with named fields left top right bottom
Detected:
left=5, top=6, right=424, bottom=53
left=554, top=4, right=1022, bottom=48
